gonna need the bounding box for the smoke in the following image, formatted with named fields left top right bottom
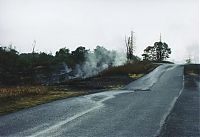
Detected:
left=74, top=46, right=126, bottom=78
left=63, top=62, right=72, bottom=73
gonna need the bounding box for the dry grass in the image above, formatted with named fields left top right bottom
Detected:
left=98, top=62, right=158, bottom=77
left=128, top=73, right=144, bottom=78
left=62, top=62, right=159, bottom=91
left=0, top=86, right=85, bottom=115
left=0, top=86, right=48, bottom=98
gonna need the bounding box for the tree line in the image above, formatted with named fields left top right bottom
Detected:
left=0, top=45, right=137, bottom=86
left=0, top=45, right=89, bottom=85
left=125, top=32, right=171, bottom=63
left=0, top=34, right=172, bottom=86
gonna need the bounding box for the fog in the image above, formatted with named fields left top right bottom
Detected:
left=0, top=0, right=199, bottom=63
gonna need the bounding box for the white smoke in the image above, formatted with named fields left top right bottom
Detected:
left=63, top=62, right=72, bottom=73
left=74, top=46, right=126, bottom=78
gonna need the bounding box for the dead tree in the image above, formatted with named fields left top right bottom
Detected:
left=31, top=40, right=36, bottom=84
left=125, top=31, right=135, bottom=62
left=32, top=40, right=36, bottom=65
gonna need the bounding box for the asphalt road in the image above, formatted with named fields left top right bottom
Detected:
left=158, top=67, right=200, bottom=137
left=0, top=64, right=187, bottom=137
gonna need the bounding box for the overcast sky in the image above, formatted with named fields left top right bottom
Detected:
left=0, top=0, right=199, bottom=63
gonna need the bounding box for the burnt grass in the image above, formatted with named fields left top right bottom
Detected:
left=57, top=62, right=158, bottom=92
left=0, top=62, right=158, bottom=115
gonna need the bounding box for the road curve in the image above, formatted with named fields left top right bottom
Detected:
left=0, top=64, right=184, bottom=137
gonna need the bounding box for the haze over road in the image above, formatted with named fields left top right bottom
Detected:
left=0, top=64, right=185, bottom=137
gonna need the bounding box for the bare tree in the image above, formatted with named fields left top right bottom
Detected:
left=32, top=40, right=36, bottom=54
left=125, top=31, right=136, bottom=62
left=32, top=40, right=36, bottom=65
left=31, top=40, right=36, bottom=84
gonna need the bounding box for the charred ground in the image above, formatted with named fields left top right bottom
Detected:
left=0, top=62, right=158, bottom=115
left=58, top=62, right=157, bottom=91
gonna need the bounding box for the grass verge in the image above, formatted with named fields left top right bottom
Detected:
left=0, top=86, right=86, bottom=116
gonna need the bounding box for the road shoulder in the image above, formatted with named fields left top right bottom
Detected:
left=158, top=64, right=200, bottom=137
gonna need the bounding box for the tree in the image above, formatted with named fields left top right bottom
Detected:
left=125, top=31, right=136, bottom=62
left=142, top=46, right=156, bottom=61
left=154, top=42, right=171, bottom=61
left=55, top=47, right=70, bottom=64
left=0, top=45, right=21, bottom=85
left=142, top=39, right=171, bottom=62
left=71, top=46, right=88, bottom=65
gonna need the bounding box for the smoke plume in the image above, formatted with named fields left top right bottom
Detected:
left=74, top=46, right=126, bottom=78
